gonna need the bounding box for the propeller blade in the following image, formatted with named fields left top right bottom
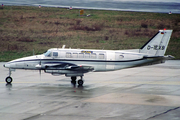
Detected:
left=39, top=69, right=41, bottom=76
left=40, top=58, right=41, bottom=65
left=39, top=57, right=42, bottom=80
left=39, top=69, right=41, bottom=81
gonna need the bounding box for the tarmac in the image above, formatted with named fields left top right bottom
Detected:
left=0, top=60, right=180, bottom=120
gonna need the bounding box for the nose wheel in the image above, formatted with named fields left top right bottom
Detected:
left=6, top=76, right=13, bottom=84
left=5, top=69, right=13, bottom=84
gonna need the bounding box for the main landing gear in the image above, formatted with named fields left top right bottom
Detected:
left=71, top=76, right=84, bottom=86
left=5, top=69, right=13, bottom=84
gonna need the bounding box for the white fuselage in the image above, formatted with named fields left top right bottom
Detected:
left=4, top=48, right=162, bottom=73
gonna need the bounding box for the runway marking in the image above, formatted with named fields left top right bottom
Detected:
left=97, top=81, right=180, bottom=85
left=0, top=81, right=53, bottom=84
left=84, top=93, right=180, bottom=107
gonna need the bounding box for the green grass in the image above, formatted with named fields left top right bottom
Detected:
left=0, top=51, right=33, bottom=61
left=0, top=6, right=180, bottom=61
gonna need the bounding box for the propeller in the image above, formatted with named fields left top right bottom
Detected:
left=33, top=49, right=42, bottom=78
left=35, top=55, right=43, bottom=80
left=39, top=57, right=42, bottom=80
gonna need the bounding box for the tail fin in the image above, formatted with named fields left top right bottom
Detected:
left=140, top=30, right=173, bottom=56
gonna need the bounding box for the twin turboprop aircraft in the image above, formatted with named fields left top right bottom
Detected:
left=4, top=30, right=174, bottom=86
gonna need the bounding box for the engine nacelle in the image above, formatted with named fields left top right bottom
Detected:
left=44, top=70, right=84, bottom=77
left=51, top=73, right=63, bottom=76
left=65, top=73, right=84, bottom=77
left=45, top=70, right=64, bottom=74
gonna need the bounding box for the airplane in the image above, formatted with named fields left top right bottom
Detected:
left=3, top=29, right=174, bottom=86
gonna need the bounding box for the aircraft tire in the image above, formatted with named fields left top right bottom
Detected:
left=71, top=76, right=77, bottom=81
left=71, top=80, right=76, bottom=85
left=5, top=76, right=13, bottom=84
left=78, top=80, right=84, bottom=86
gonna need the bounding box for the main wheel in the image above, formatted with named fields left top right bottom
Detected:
left=71, top=76, right=77, bottom=85
left=5, top=76, right=13, bottom=84
left=71, top=76, right=77, bottom=81
left=78, top=79, right=84, bottom=86
left=71, top=80, right=76, bottom=85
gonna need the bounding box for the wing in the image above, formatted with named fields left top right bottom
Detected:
left=37, top=62, right=94, bottom=72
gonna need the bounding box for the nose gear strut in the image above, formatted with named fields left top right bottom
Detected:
left=5, top=69, right=13, bottom=84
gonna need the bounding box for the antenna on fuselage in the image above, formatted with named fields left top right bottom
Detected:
left=62, top=45, right=66, bottom=49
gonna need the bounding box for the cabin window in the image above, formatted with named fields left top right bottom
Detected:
left=91, top=53, right=96, bottom=59
left=53, top=52, right=58, bottom=57
left=66, top=52, right=71, bottom=58
left=99, top=54, right=104, bottom=59
left=72, top=53, right=78, bottom=58
left=119, top=55, right=124, bottom=59
left=78, top=53, right=84, bottom=58
left=85, top=53, right=90, bottom=58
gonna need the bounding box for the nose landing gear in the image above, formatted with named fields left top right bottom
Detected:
left=5, top=69, right=13, bottom=84
left=5, top=76, right=13, bottom=84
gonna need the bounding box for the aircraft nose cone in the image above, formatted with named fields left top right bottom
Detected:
left=3, top=63, right=10, bottom=68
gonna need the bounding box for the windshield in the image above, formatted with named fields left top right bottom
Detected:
left=44, top=50, right=51, bottom=57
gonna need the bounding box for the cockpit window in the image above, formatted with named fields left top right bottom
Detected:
left=53, top=52, right=58, bottom=57
left=44, top=51, right=51, bottom=57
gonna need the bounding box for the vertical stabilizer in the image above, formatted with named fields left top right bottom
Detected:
left=140, top=30, right=173, bottom=56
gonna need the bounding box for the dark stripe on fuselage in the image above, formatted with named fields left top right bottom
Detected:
left=6, top=56, right=163, bottom=64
